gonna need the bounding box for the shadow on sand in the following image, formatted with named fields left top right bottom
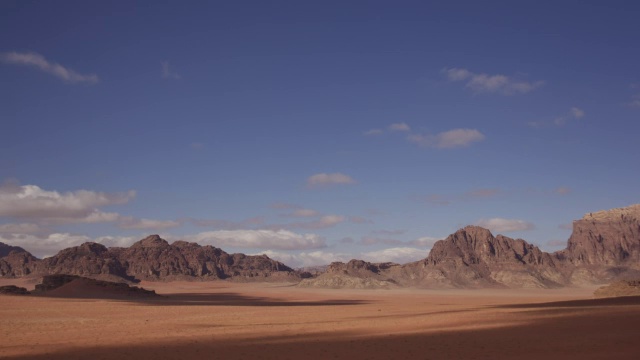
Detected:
left=5, top=296, right=640, bottom=360
left=34, top=291, right=372, bottom=307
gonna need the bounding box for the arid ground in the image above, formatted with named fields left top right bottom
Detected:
left=1, top=279, right=639, bottom=360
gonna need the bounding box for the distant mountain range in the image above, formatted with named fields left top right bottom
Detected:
left=2, top=204, right=639, bottom=288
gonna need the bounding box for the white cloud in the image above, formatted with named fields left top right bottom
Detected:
left=363, top=129, right=383, bottom=136
left=408, top=128, right=485, bottom=149
left=1, top=51, right=99, bottom=84
left=389, top=122, right=411, bottom=132
left=361, top=247, right=427, bottom=264
left=0, top=184, right=135, bottom=223
left=443, top=67, right=543, bottom=95
left=475, top=218, right=535, bottom=232
left=183, top=229, right=326, bottom=250
left=306, top=173, right=356, bottom=188
left=117, top=217, right=181, bottom=230
left=161, top=61, right=181, bottom=79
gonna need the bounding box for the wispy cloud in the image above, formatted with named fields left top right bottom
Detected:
left=270, top=214, right=347, bottom=230
left=190, top=216, right=265, bottom=230
left=443, top=67, right=543, bottom=95
left=184, top=229, right=326, bottom=250
left=117, top=217, right=181, bottom=230
left=408, top=128, right=485, bottom=149
left=419, top=187, right=500, bottom=206
left=306, top=173, right=356, bottom=188
left=161, top=61, right=181, bottom=80
left=475, top=218, right=535, bottom=232
left=463, top=188, right=500, bottom=199
left=0, top=51, right=99, bottom=84
left=389, top=122, right=411, bottom=132
left=554, top=107, right=585, bottom=126
left=554, top=187, right=571, bottom=195
left=363, top=128, right=383, bottom=136
left=629, top=93, right=640, bottom=108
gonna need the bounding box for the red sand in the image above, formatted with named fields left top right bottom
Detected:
left=1, top=281, right=639, bottom=359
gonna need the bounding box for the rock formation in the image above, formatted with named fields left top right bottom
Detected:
left=1, top=204, right=639, bottom=289
left=298, top=260, right=400, bottom=289
left=34, top=274, right=160, bottom=298
left=594, top=279, right=640, bottom=298
left=554, top=204, right=640, bottom=284
left=401, top=226, right=566, bottom=288
left=0, top=235, right=297, bottom=282
left=0, top=285, right=30, bottom=295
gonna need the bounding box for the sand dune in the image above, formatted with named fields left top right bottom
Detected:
left=1, top=282, right=639, bottom=359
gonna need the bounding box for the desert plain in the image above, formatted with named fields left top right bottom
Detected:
left=1, top=279, right=639, bottom=360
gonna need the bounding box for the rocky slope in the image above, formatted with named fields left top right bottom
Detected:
left=298, top=260, right=401, bottom=289
left=593, top=279, right=640, bottom=298
left=0, top=243, right=28, bottom=258
left=0, top=235, right=298, bottom=282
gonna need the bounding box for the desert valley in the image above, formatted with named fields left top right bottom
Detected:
left=1, top=204, right=639, bottom=359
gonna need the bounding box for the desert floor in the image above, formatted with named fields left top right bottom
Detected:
left=1, top=279, right=639, bottom=360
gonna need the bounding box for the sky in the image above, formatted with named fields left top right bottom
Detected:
left=1, top=1, right=639, bottom=267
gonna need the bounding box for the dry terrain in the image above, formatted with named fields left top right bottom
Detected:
left=1, top=279, right=639, bottom=360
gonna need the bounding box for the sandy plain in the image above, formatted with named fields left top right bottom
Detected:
left=1, top=279, right=639, bottom=360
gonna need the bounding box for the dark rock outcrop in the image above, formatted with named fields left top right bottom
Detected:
left=0, top=285, right=30, bottom=295
left=34, top=274, right=159, bottom=298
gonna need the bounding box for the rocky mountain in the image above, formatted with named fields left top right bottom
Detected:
left=399, top=226, right=567, bottom=288
left=0, top=235, right=298, bottom=282
left=0, top=242, right=28, bottom=258
left=2, top=204, right=639, bottom=288
left=303, top=205, right=640, bottom=289
left=557, top=204, right=640, bottom=266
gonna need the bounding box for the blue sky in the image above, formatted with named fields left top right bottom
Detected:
left=1, top=1, right=639, bottom=266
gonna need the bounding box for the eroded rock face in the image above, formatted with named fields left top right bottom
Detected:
left=0, top=250, right=40, bottom=277
left=558, top=205, right=640, bottom=266
left=0, top=235, right=297, bottom=282
left=402, top=226, right=566, bottom=288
